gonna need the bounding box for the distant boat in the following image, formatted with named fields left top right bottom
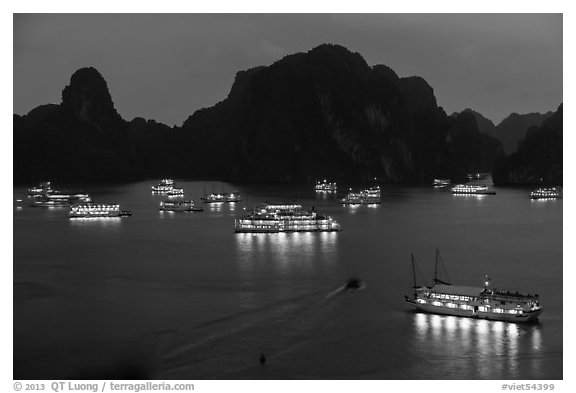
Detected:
left=433, top=179, right=451, bottom=187
left=159, top=200, right=203, bottom=212
left=32, top=191, right=92, bottom=207
left=201, top=191, right=241, bottom=203
left=404, top=250, right=543, bottom=323
left=235, top=203, right=341, bottom=233
left=201, top=192, right=226, bottom=203
left=166, top=187, right=184, bottom=196
left=315, top=179, right=337, bottom=192
left=530, top=187, right=561, bottom=199
left=451, top=184, right=495, bottom=195
left=69, top=203, right=132, bottom=218
left=466, top=172, right=489, bottom=181
left=225, top=192, right=242, bottom=202
left=341, top=186, right=380, bottom=205
left=151, top=179, right=175, bottom=193
left=28, top=181, right=53, bottom=196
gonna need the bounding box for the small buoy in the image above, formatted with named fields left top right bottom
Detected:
left=259, top=353, right=266, bottom=365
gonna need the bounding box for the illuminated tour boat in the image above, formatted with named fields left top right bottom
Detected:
left=159, top=200, right=203, bottom=212
left=201, top=192, right=226, bottom=203
left=467, top=172, right=489, bottom=181
left=225, top=192, right=242, bottom=202
left=405, top=250, right=543, bottom=323
left=69, top=203, right=132, bottom=218
left=433, top=179, right=451, bottom=187
left=234, top=203, right=341, bottom=233
left=32, top=191, right=92, bottom=207
left=451, top=184, right=496, bottom=195
left=201, top=192, right=241, bottom=203
left=530, top=187, right=561, bottom=199
left=166, top=187, right=185, bottom=196
left=28, top=181, right=53, bottom=196
left=315, top=179, right=337, bottom=192
left=341, top=186, right=381, bottom=205
left=151, top=179, right=175, bottom=193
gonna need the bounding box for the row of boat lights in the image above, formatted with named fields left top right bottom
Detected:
left=23, top=174, right=561, bottom=219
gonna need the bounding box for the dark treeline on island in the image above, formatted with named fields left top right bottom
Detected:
left=13, top=44, right=562, bottom=185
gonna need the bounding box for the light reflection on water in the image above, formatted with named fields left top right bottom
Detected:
left=13, top=182, right=561, bottom=379
left=411, top=313, right=542, bottom=378
left=235, top=231, right=338, bottom=275
left=530, top=198, right=560, bottom=205
left=209, top=202, right=225, bottom=212
left=68, top=216, right=123, bottom=229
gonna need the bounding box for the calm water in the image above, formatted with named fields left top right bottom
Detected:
left=13, top=182, right=563, bottom=379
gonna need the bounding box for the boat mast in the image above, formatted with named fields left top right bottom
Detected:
left=434, top=249, right=438, bottom=284
left=411, top=254, right=418, bottom=288
left=434, top=248, right=451, bottom=285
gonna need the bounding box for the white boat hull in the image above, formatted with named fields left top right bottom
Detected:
left=406, top=299, right=542, bottom=323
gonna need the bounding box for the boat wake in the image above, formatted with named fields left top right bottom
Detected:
left=325, top=279, right=367, bottom=299
left=159, top=282, right=359, bottom=378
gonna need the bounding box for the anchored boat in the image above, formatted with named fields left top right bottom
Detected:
left=235, top=203, right=341, bottom=233
left=201, top=191, right=241, bottom=203
left=530, top=187, right=562, bottom=199
left=28, top=181, right=53, bottom=196
left=69, top=203, right=132, bottom=218
left=32, top=191, right=92, bottom=207
left=451, top=184, right=496, bottom=195
left=315, top=179, right=337, bottom=192
left=341, top=186, right=381, bottom=205
left=405, top=250, right=543, bottom=323
left=151, top=179, right=175, bottom=193
left=159, top=200, right=203, bottom=212
left=166, top=187, right=184, bottom=196
left=433, top=179, right=451, bottom=187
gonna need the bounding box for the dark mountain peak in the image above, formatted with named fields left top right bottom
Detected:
left=458, top=108, right=496, bottom=135
left=15, top=44, right=507, bottom=184
left=399, top=76, right=438, bottom=113
left=495, top=110, right=554, bottom=155
left=497, top=110, right=553, bottom=127
left=61, top=67, right=124, bottom=129
left=24, top=104, right=60, bottom=125
left=493, top=104, right=562, bottom=185
left=538, top=103, right=562, bottom=131
left=263, top=43, right=370, bottom=78
left=227, top=66, right=266, bottom=102
left=449, top=109, right=477, bottom=126
left=372, top=64, right=400, bottom=83
left=307, top=43, right=368, bottom=66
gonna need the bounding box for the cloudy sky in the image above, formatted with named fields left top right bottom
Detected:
left=13, top=14, right=562, bottom=126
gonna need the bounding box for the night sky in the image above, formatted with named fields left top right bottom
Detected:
left=13, top=13, right=562, bottom=126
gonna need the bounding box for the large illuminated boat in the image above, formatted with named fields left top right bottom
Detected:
left=32, top=191, right=92, bottom=207
left=341, top=186, right=380, bottom=204
left=405, top=250, right=543, bottom=323
left=159, top=200, right=203, bottom=212
left=451, top=184, right=496, bottom=195
left=530, top=187, right=561, bottom=199
left=69, top=203, right=132, bottom=218
left=151, top=179, right=175, bottom=193
left=234, top=203, right=341, bottom=233
left=315, top=179, right=337, bottom=192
